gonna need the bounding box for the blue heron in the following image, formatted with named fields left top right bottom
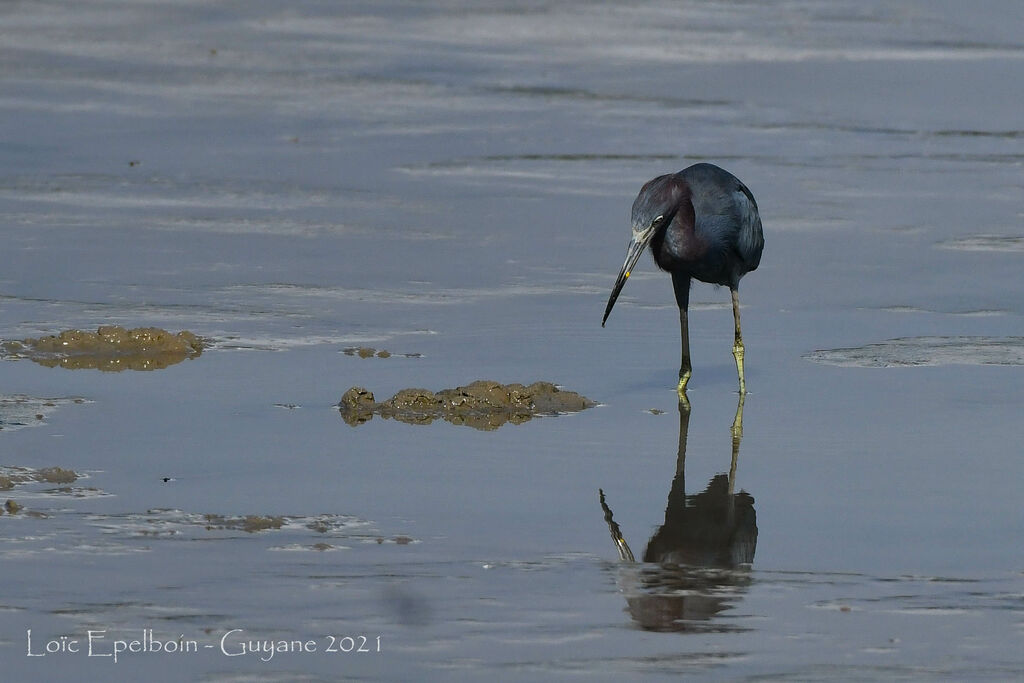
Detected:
left=602, top=163, right=764, bottom=394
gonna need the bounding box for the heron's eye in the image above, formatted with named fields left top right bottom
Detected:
left=651, top=215, right=665, bottom=228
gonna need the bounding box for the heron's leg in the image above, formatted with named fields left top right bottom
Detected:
left=731, top=288, right=746, bottom=394
left=677, top=308, right=692, bottom=394
left=672, top=273, right=692, bottom=395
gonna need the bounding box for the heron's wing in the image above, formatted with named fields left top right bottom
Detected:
left=681, top=164, right=764, bottom=277
left=731, top=181, right=764, bottom=272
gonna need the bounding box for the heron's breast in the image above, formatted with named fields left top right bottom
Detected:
left=652, top=228, right=712, bottom=270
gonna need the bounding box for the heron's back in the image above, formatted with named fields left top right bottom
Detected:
left=680, top=164, right=764, bottom=285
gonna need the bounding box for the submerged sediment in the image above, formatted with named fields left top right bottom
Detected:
left=0, top=465, right=81, bottom=515
left=341, top=346, right=420, bottom=359
left=338, top=380, right=595, bottom=430
left=203, top=514, right=286, bottom=533
left=805, top=336, right=1024, bottom=368
left=0, top=465, right=79, bottom=490
left=3, top=326, right=204, bottom=371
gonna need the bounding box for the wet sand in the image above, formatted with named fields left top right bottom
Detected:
left=1, top=0, right=1022, bottom=680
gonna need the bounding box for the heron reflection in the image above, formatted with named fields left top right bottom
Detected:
left=600, top=395, right=757, bottom=632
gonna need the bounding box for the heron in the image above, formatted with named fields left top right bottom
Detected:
left=602, top=163, right=764, bottom=395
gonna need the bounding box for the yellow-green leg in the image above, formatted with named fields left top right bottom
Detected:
left=731, top=288, right=746, bottom=394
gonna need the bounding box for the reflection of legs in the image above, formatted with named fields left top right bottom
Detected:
left=599, top=490, right=635, bottom=562
left=673, top=273, right=692, bottom=395
left=731, top=288, right=746, bottom=394
left=675, top=397, right=691, bottom=479
left=728, top=391, right=745, bottom=496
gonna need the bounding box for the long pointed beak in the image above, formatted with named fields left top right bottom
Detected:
left=602, top=228, right=653, bottom=327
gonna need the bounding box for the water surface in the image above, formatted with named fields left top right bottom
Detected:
left=1, top=1, right=1022, bottom=679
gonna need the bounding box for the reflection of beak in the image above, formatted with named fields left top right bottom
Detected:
left=602, top=228, right=654, bottom=327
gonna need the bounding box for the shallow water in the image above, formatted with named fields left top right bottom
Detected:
left=1, top=0, right=1022, bottom=680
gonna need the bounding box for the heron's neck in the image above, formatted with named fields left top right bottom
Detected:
left=653, top=202, right=700, bottom=269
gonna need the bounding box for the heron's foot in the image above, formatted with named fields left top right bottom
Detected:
left=676, top=369, right=691, bottom=396
left=732, top=342, right=746, bottom=394
left=677, top=390, right=691, bottom=411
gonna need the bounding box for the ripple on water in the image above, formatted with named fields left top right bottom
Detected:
left=863, top=305, right=1007, bottom=317
left=937, top=235, right=1024, bottom=252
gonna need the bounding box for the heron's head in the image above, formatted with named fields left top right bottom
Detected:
left=602, top=175, right=682, bottom=326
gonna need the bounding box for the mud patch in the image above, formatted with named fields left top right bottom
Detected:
left=87, top=509, right=379, bottom=543
left=0, top=465, right=106, bottom=505
left=805, top=336, right=1024, bottom=367
left=3, top=326, right=204, bottom=371
left=0, top=465, right=79, bottom=488
left=203, top=514, right=285, bottom=533
left=0, top=509, right=395, bottom=558
left=338, top=380, right=595, bottom=430
left=341, top=346, right=421, bottom=359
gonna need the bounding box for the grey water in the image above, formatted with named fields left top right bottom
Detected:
left=1, top=0, right=1022, bottom=680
